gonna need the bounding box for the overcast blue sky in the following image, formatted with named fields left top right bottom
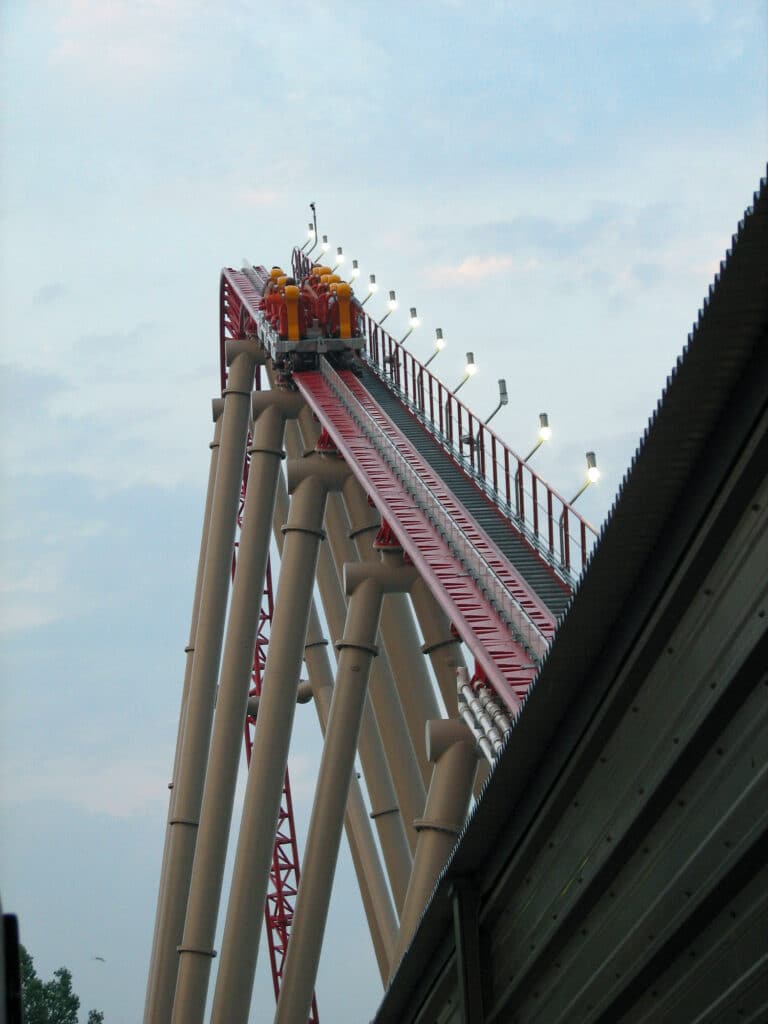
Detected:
left=1, top=2, right=766, bottom=1021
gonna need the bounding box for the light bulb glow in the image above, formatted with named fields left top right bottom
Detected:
left=465, top=352, right=477, bottom=376
left=335, top=246, right=344, bottom=264
left=435, top=337, right=446, bottom=350
left=307, top=223, right=315, bottom=239
left=586, top=451, right=599, bottom=483
left=321, top=235, right=329, bottom=252
left=387, top=290, right=398, bottom=311
left=409, top=307, right=420, bottom=328
left=350, top=260, right=360, bottom=279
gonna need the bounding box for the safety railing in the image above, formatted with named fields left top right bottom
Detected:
left=318, top=358, right=549, bottom=664
left=292, top=247, right=598, bottom=578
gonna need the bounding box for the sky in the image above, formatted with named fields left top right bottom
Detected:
left=0, top=1, right=766, bottom=1021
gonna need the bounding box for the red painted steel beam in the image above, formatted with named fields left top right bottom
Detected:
left=293, top=370, right=537, bottom=714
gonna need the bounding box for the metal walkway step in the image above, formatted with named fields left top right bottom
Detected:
left=359, top=368, right=572, bottom=618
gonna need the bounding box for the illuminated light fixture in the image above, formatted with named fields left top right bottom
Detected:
left=570, top=451, right=600, bottom=504
left=399, top=307, right=421, bottom=345
left=347, top=259, right=360, bottom=284
left=379, top=290, right=398, bottom=324
left=320, top=234, right=330, bottom=254
left=301, top=221, right=316, bottom=252
left=423, top=327, right=446, bottom=369
left=524, top=413, right=552, bottom=462
left=332, top=246, right=345, bottom=271
left=485, top=379, right=509, bottom=426
left=453, top=351, right=477, bottom=394
left=361, top=273, right=378, bottom=306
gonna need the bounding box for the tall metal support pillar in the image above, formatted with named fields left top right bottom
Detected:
left=285, top=415, right=412, bottom=911
left=410, top=577, right=466, bottom=718
left=171, top=390, right=303, bottom=1023
left=210, top=451, right=349, bottom=1024
left=271, top=455, right=399, bottom=979
left=274, top=559, right=417, bottom=1024
left=312, top=535, right=413, bottom=913
left=329, top=484, right=426, bottom=854
left=344, top=482, right=443, bottom=786
left=296, top=409, right=425, bottom=855
left=391, top=719, right=479, bottom=974
left=303, top=624, right=398, bottom=980
left=145, top=340, right=258, bottom=1024
left=379, top=549, right=443, bottom=778
left=145, top=399, right=223, bottom=1016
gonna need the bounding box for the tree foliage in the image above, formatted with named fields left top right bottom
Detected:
left=19, top=946, right=104, bottom=1024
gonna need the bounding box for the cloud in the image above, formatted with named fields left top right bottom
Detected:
left=424, top=254, right=519, bottom=284
left=1, top=322, right=213, bottom=492
left=48, top=0, right=202, bottom=81
left=237, top=188, right=282, bottom=208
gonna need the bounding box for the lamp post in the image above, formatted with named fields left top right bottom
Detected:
left=423, top=328, right=446, bottom=370
left=347, top=260, right=360, bottom=285
left=332, top=247, right=345, bottom=272
left=307, top=203, right=318, bottom=255
left=523, top=413, right=552, bottom=462
left=570, top=451, right=600, bottom=504
left=360, top=275, right=378, bottom=307
left=452, top=352, right=477, bottom=395
left=379, top=290, right=398, bottom=324
left=301, top=222, right=316, bottom=253
left=485, top=380, right=509, bottom=426
left=460, top=378, right=507, bottom=448
left=399, top=308, right=420, bottom=345
left=558, top=452, right=600, bottom=573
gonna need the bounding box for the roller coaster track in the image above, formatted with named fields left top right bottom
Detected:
left=216, top=258, right=600, bottom=1013
left=146, top=244, right=600, bottom=1024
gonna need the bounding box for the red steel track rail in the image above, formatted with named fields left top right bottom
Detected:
left=294, top=362, right=540, bottom=713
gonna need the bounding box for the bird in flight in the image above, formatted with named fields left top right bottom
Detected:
left=92, top=956, right=106, bottom=963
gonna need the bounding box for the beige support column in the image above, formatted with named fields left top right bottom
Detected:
left=391, top=719, right=479, bottom=974
left=343, top=479, right=441, bottom=779
left=304, top=632, right=397, bottom=981
left=145, top=340, right=259, bottom=1024
left=171, top=390, right=303, bottom=1023
left=410, top=576, right=466, bottom=718
left=210, top=451, right=349, bottom=1024
left=145, top=400, right=223, bottom=1016
left=271, top=454, right=399, bottom=978
left=323, top=483, right=428, bottom=851
left=313, top=537, right=413, bottom=913
left=378, top=548, right=443, bottom=785
left=274, top=559, right=417, bottom=1024
left=292, top=412, right=425, bottom=858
